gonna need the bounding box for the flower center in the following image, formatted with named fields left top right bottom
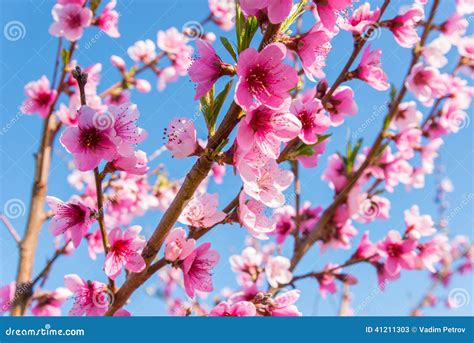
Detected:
left=386, top=243, right=402, bottom=257
left=67, top=12, right=83, bottom=29
left=79, top=128, right=103, bottom=149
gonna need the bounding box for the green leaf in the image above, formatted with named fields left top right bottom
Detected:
left=220, top=37, right=238, bottom=62
left=90, top=0, right=101, bottom=14
left=281, top=0, right=308, bottom=33
left=61, top=48, right=70, bottom=66
left=209, top=80, right=234, bottom=136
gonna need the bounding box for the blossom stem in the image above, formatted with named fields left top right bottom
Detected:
left=11, top=41, right=76, bottom=316
left=291, top=161, right=301, bottom=250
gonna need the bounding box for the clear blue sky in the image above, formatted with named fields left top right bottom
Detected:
left=0, top=0, right=472, bottom=316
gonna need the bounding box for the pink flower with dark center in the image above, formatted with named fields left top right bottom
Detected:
left=237, top=105, right=302, bottom=159
left=127, top=39, right=157, bottom=62
left=405, top=63, right=445, bottom=106
left=356, top=45, right=389, bottom=91
left=234, top=43, right=298, bottom=111
left=31, top=288, right=72, bottom=316
left=265, top=256, right=292, bottom=288
left=0, top=282, right=16, bottom=314
left=384, top=157, right=413, bottom=192
left=182, top=243, right=220, bottom=298
left=326, top=86, right=358, bottom=126
left=164, top=117, right=198, bottom=159
left=46, top=196, right=93, bottom=248
left=189, top=40, right=225, bottom=100
left=387, top=6, right=424, bottom=48
left=272, top=205, right=296, bottom=244
left=210, top=301, right=256, bottom=316
left=339, top=2, right=380, bottom=35
left=64, top=274, right=109, bottom=316
left=96, top=0, right=120, bottom=38
left=60, top=105, right=119, bottom=171
left=392, top=101, right=422, bottom=131
left=314, top=0, right=353, bottom=31
left=164, top=227, right=196, bottom=262
left=290, top=97, right=330, bottom=144
left=21, top=76, right=57, bottom=118
left=49, top=3, right=92, bottom=41
left=238, top=191, right=276, bottom=240
left=239, top=159, right=294, bottom=208
left=104, top=226, right=146, bottom=280
left=267, top=290, right=302, bottom=316
left=377, top=230, right=417, bottom=276
left=178, top=193, right=226, bottom=228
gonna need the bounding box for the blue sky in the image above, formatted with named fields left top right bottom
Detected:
left=0, top=0, right=472, bottom=316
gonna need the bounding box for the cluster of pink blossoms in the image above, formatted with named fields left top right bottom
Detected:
left=3, top=0, right=473, bottom=318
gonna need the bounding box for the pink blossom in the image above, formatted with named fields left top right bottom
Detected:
left=182, top=243, right=219, bottom=298
left=210, top=163, right=225, bottom=184
left=230, top=246, right=263, bottom=279
left=272, top=205, right=296, bottom=244
left=64, top=274, right=109, bottom=316
left=46, top=196, right=93, bottom=248
left=189, top=40, right=224, bottom=100
left=267, top=290, right=302, bottom=316
left=49, top=3, right=92, bottom=41
left=265, top=256, right=292, bottom=288
left=384, top=157, right=413, bottom=192
left=237, top=105, right=302, bottom=159
left=127, top=39, right=157, bottom=62
left=60, top=105, right=119, bottom=171
left=86, top=228, right=104, bottom=260
left=441, top=14, right=468, bottom=38
left=387, top=6, right=424, bottom=48
left=339, top=2, right=380, bottom=34
left=239, top=159, right=294, bottom=208
left=112, top=150, right=149, bottom=175
left=356, top=45, right=389, bottom=91
left=314, top=0, right=353, bottom=31
left=392, top=101, right=422, bottom=131
left=320, top=205, right=358, bottom=251
left=208, top=0, right=235, bottom=31
left=0, top=282, right=16, bottom=314
left=456, top=0, right=474, bottom=15
left=291, top=25, right=332, bottom=81
left=377, top=230, right=417, bottom=276
left=326, top=86, right=358, bottom=126
left=21, top=76, right=57, bottom=118
left=422, top=36, right=451, bottom=68
left=104, top=226, right=146, bottom=280
left=31, top=288, right=72, bottom=316
left=240, top=0, right=293, bottom=24
left=210, top=301, right=256, bottom=316
left=395, top=127, right=422, bottom=159
left=134, top=79, right=151, bottom=93
left=178, top=193, right=226, bottom=228
left=238, top=191, right=276, bottom=239
left=416, top=236, right=445, bottom=272
left=96, top=0, right=120, bottom=38
left=353, top=231, right=378, bottom=260
left=290, top=97, right=330, bottom=144
left=109, top=103, right=147, bottom=157
left=299, top=202, right=323, bottom=235
left=404, top=205, right=435, bottom=239
left=348, top=188, right=390, bottom=223
left=164, top=227, right=196, bottom=262
left=318, top=264, right=338, bottom=298
left=55, top=104, right=78, bottom=126
left=421, top=138, right=443, bottom=173
left=234, top=43, right=298, bottom=111
left=164, top=118, right=198, bottom=159
left=297, top=139, right=327, bottom=168
left=157, top=27, right=188, bottom=54
left=322, top=154, right=347, bottom=192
